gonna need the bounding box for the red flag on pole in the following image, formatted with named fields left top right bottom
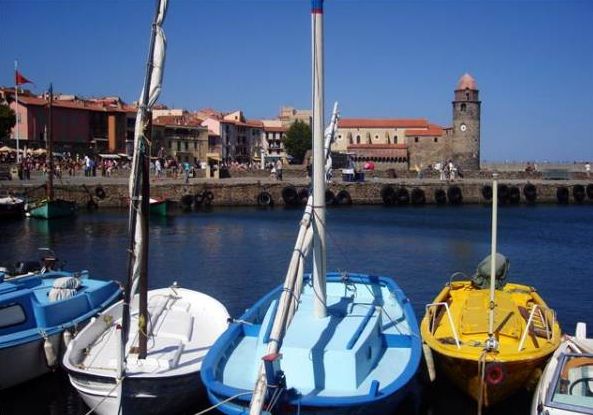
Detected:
left=15, top=71, right=32, bottom=85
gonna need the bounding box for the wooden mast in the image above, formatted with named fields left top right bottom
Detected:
left=47, top=84, right=54, bottom=202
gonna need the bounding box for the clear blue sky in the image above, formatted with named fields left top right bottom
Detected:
left=1, top=0, right=592, bottom=162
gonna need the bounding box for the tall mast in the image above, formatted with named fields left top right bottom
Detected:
left=121, top=0, right=167, bottom=365
left=486, top=174, right=499, bottom=351
left=47, top=84, right=54, bottom=202
left=311, top=0, right=327, bottom=319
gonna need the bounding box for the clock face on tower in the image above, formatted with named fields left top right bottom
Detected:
left=460, top=123, right=467, bottom=132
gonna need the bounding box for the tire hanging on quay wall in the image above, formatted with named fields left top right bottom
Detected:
left=335, top=190, right=352, bottom=206
left=498, top=184, right=509, bottom=205
left=395, top=187, right=410, bottom=206
left=411, top=188, right=426, bottom=206
left=180, top=194, right=193, bottom=210
left=281, top=186, right=300, bottom=207
left=573, top=184, right=586, bottom=203
left=556, top=186, right=569, bottom=204
left=587, top=184, right=593, bottom=200
left=523, top=183, right=537, bottom=203
left=447, top=186, right=463, bottom=205
left=86, top=199, right=98, bottom=210
left=481, top=185, right=493, bottom=201
left=257, top=191, right=273, bottom=208
left=434, top=189, right=447, bottom=206
left=508, top=186, right=521, bottom=205
left=325, top=190, right=336, bottom=206
left=95, top=186, right=106, bottom=200
left=194, top=192, right=204, bottom=206
left=381, top=185, right=396, bottom=206
left=298, top=188, right=309, bottom=203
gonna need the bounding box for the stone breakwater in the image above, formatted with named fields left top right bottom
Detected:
left=3, top=178, right=593, bottom=208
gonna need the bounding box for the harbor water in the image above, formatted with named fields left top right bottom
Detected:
left=0, top=205, right=591, bottom=414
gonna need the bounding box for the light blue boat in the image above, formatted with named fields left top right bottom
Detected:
left=201, top=273, right=421, bottom=414
left=0, top=270, right=121, bottom=390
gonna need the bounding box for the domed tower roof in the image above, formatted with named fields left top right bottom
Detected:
left=456, top=73, right=478, bottom=90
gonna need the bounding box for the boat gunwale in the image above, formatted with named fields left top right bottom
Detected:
left=420, top=280, right=562, bottom=362
left=201, top=272, right=422, bottom=408
left=542, top=350, right=593, bottom=415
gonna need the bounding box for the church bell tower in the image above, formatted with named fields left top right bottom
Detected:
left=451, top=73, right=481, bottom=171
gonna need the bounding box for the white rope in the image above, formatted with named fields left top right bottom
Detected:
left=194, top=391, right=254, bottom=415
left=83, top=377, right=124, bottom=415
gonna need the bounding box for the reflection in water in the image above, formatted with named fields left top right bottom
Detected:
left=1, top=205, right=592, bottom=414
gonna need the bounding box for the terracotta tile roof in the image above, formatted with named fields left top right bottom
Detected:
left=348, top=144, right=408, bottom=150
left=16, top=95, right=130, bottom=113
left=264, top=126, right=287, bottom=133
left=339, top=118, right=428, bottom=129
left=405, top=124, right=444, bottom=136
left=153, top=115, right=204, bottom=127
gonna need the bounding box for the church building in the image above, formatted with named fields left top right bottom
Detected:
left=333, top=73, right=481, bottom=171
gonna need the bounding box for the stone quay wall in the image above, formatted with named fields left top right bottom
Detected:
left=4, top=178, right=593, bottom=208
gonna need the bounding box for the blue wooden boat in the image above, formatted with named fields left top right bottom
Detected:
left=201, top=2, right=421, bottom=413
left=0, top=269, right=121, bottom=390
left=201, top=273, right=421, bottom=414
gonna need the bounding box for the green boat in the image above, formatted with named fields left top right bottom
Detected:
left=149, top=198, right=168, bottom=217
left=28, top=199, right=76, bottom=219
left=27, top=85, right=76, bottom=220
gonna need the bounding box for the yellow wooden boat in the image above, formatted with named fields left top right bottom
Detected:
left=421, top=177, right=561, bottom=409
left=421, top=278, right=561, bottom=406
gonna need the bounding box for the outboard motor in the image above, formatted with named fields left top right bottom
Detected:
left=471, top=253, right=509, bottom=289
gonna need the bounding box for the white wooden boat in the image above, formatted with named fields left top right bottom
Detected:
left=63, top=287, right=229, bottom=414
left=63, top=1, right=229, bottom=413
left=532, top=322, right=593, bottom=415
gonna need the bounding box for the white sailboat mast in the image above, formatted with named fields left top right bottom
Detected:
left=312, top=0, right=327, bottom=319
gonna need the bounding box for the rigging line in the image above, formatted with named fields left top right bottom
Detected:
left=194, top=391, right=254, bottom=415
left=83, top=376, right=124, bottom=415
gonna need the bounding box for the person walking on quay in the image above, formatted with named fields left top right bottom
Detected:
left=155, top=158, right=163, bottom=179
left=183, top=161, right=190, bottom=184
left=275, top=158, right=283, bottom=181
left=586, top=162, right=591, bottom=178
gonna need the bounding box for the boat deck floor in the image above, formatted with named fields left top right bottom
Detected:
left=222, top=279, right=416, bottom=398
left=79, top=291, right=219, bottom=377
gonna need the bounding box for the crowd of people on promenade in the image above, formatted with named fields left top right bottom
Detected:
left=432, top=160, right=463, bottom=181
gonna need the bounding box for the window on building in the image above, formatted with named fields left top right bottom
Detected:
left=434, top=137, right=438, bottom=143
left=185, top=142, right=188, bottom=151
left=415, top=137, right=419, bottom=143
left=356, top=135, right=360, bottom=144
left=375, top=135, right=379, bottom=140
left=338, top=135, right=342, bottom=140
left=461, top=103, right=466, bottom=112
left=394, top=136, right=398, bottom=144
left=177, top=141, right=181, bottom=151
left=465, top=92, right=470, bottom=100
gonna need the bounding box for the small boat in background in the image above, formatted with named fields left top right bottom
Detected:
left=531, top=322, right=593, bottom=415
left=421, top=175, right=561, bottom=410
left=27, top=84, right=76, bottom=220
left=149, top=197, right=169, bottom=216
left=0, top=268, right=121, bottom=390
left=0, top=194, right=24, bottom=219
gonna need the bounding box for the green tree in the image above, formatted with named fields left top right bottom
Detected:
left=283, top=120, right=311, bottom=163
left=0, top=103, right=16, bottom=140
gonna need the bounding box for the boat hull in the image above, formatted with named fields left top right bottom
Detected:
left=432, top=350, right=547, bottom=407
left=69, top=370, right=205, bottom=415
left=28, top=199, right=76, bottom=219
left=0, top=332, right=62, bottom=390
left=149, top=200, right=168, bottom=216
left=202, top=272, right=422, bottom=415
left=0, top=198, right=24, bottom=219
left=206, top=380, right=412, bottom=415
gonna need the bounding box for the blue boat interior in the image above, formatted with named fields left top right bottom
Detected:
left=0, top=271, right=121, bottom=348
left=205, top=273, right=421, bottom=405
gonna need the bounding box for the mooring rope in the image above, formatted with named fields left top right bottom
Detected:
left=194, top=391, right=254, bottom=415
